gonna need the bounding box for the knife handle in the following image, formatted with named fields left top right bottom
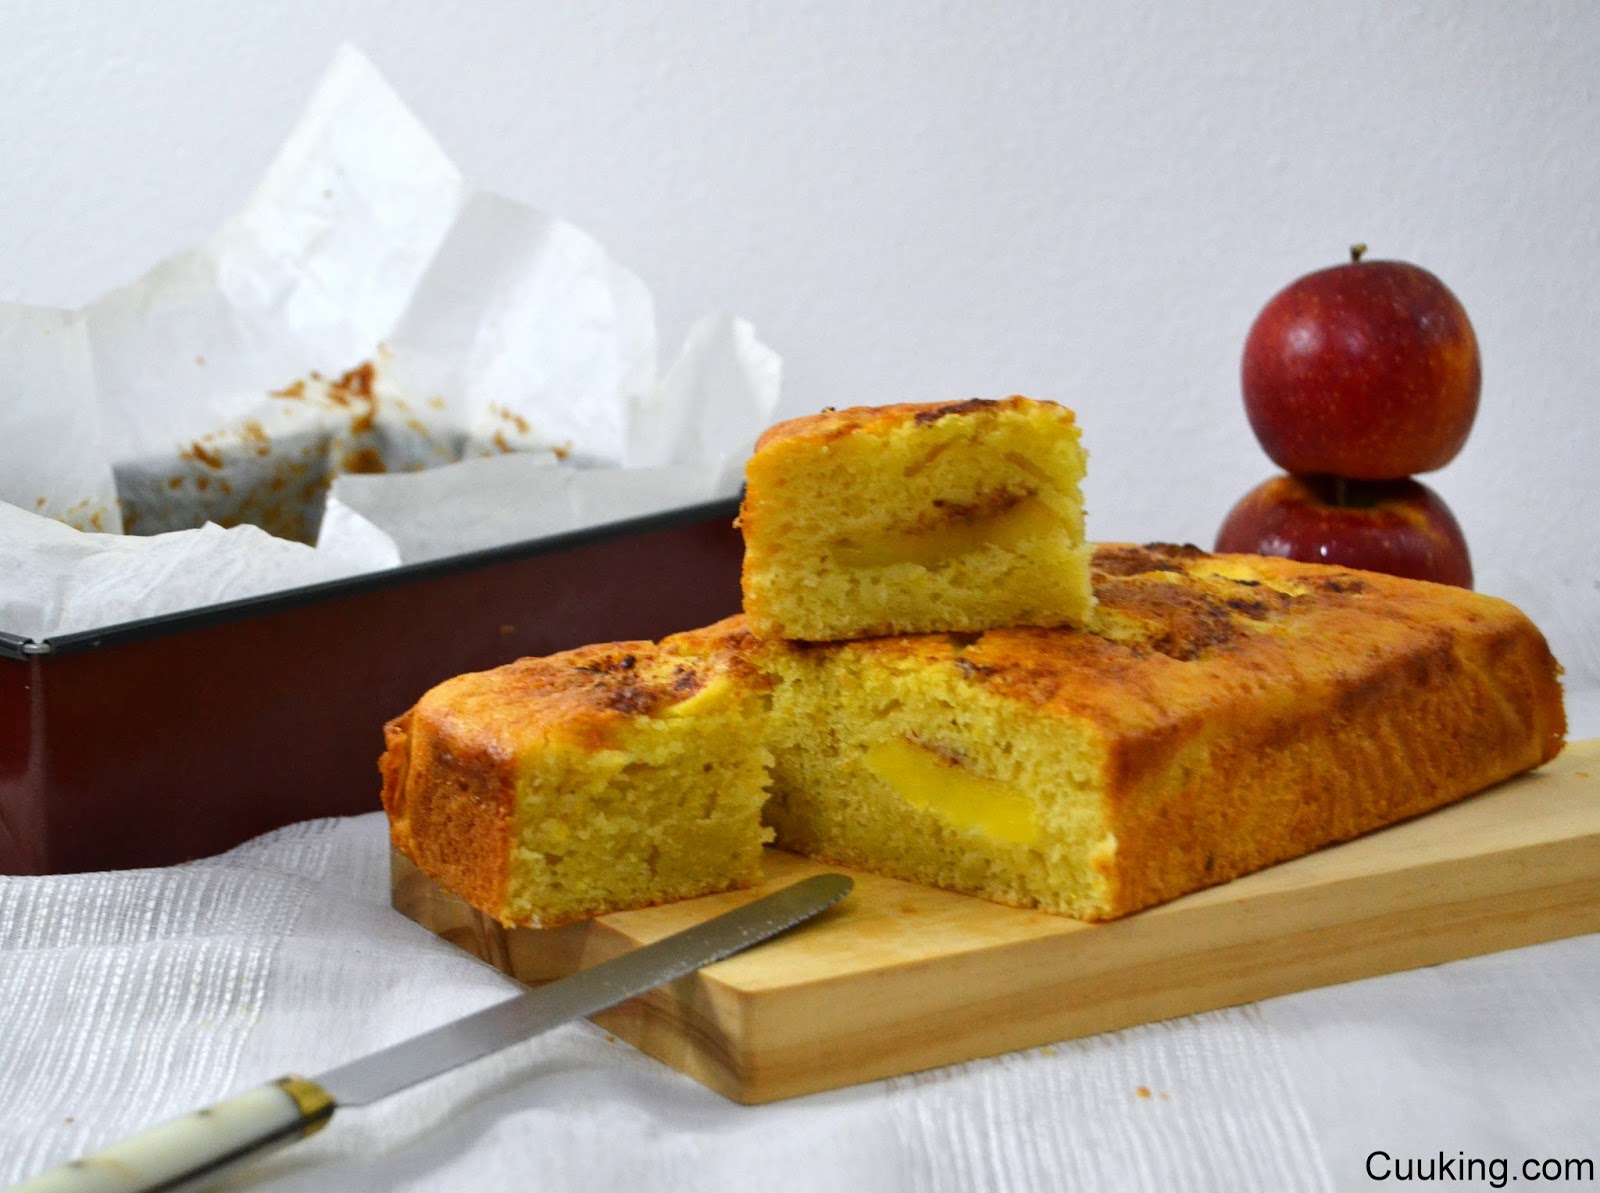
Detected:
left=9, top=1076, right=335, bottom=1193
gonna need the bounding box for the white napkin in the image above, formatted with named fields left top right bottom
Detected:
left=0, top=815, right=1336, bottom=1193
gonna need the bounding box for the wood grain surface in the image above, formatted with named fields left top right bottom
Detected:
left=392, top=738, right=1600, bottom=1104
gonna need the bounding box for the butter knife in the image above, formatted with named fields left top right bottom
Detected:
left=12, top=873, right=853, bottom=1193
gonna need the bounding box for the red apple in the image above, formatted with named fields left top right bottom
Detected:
left=1241, top=247, right=1480, bottom=479
left=1215, top=473, right=1473, bottom=588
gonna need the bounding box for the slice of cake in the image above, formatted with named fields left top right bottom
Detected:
left=738, top=397, right=1093, bottom=641
left=737, top=544, right=1566, bottom=920
left=381, top=636, right=772, bottom=927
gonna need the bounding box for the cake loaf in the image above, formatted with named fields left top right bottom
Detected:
left=739, top=397, right=1093, bottom=641
left=381, top=544, right=1564, bottom=926
left=744, top=543, right=1566, bottom=919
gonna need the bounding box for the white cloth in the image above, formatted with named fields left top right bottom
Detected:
left=4, top=694, right=1598, bottom=1192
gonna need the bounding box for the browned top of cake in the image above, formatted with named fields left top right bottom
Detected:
left=658, top=616, right=772, bottom=670
left=751, top=396, right=1075, bottom=453
left=410, top=638, right=764, bottom=757
left=727, top=542, right=1566, bottom=759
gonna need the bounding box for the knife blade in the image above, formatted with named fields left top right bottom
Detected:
left=11, top=873, right=853, bottom=1193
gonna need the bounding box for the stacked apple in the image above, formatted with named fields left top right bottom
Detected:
left=1215, top=246, right=1480, bottom=588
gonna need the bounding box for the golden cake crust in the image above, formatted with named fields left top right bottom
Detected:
left=750, top=396, right=1071, bottom=454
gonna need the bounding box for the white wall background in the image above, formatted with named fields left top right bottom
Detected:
left=3, top=1, right=1597, bottom=682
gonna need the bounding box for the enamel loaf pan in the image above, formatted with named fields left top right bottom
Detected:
left=0, top=498, right=743, bottom=875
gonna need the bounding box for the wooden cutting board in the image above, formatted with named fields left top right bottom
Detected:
left=393, top=738, right=1600, bottom=1104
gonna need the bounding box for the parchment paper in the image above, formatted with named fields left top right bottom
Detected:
left=0, top=45, right=778, bottom=641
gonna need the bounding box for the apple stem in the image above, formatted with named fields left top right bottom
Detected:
left=1350, top=243, right=1367, bottom=263
left=1333, top=475, right=1349, bottom=506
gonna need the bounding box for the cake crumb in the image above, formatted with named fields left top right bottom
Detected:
left=181, top=440, right=224, bottom=470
